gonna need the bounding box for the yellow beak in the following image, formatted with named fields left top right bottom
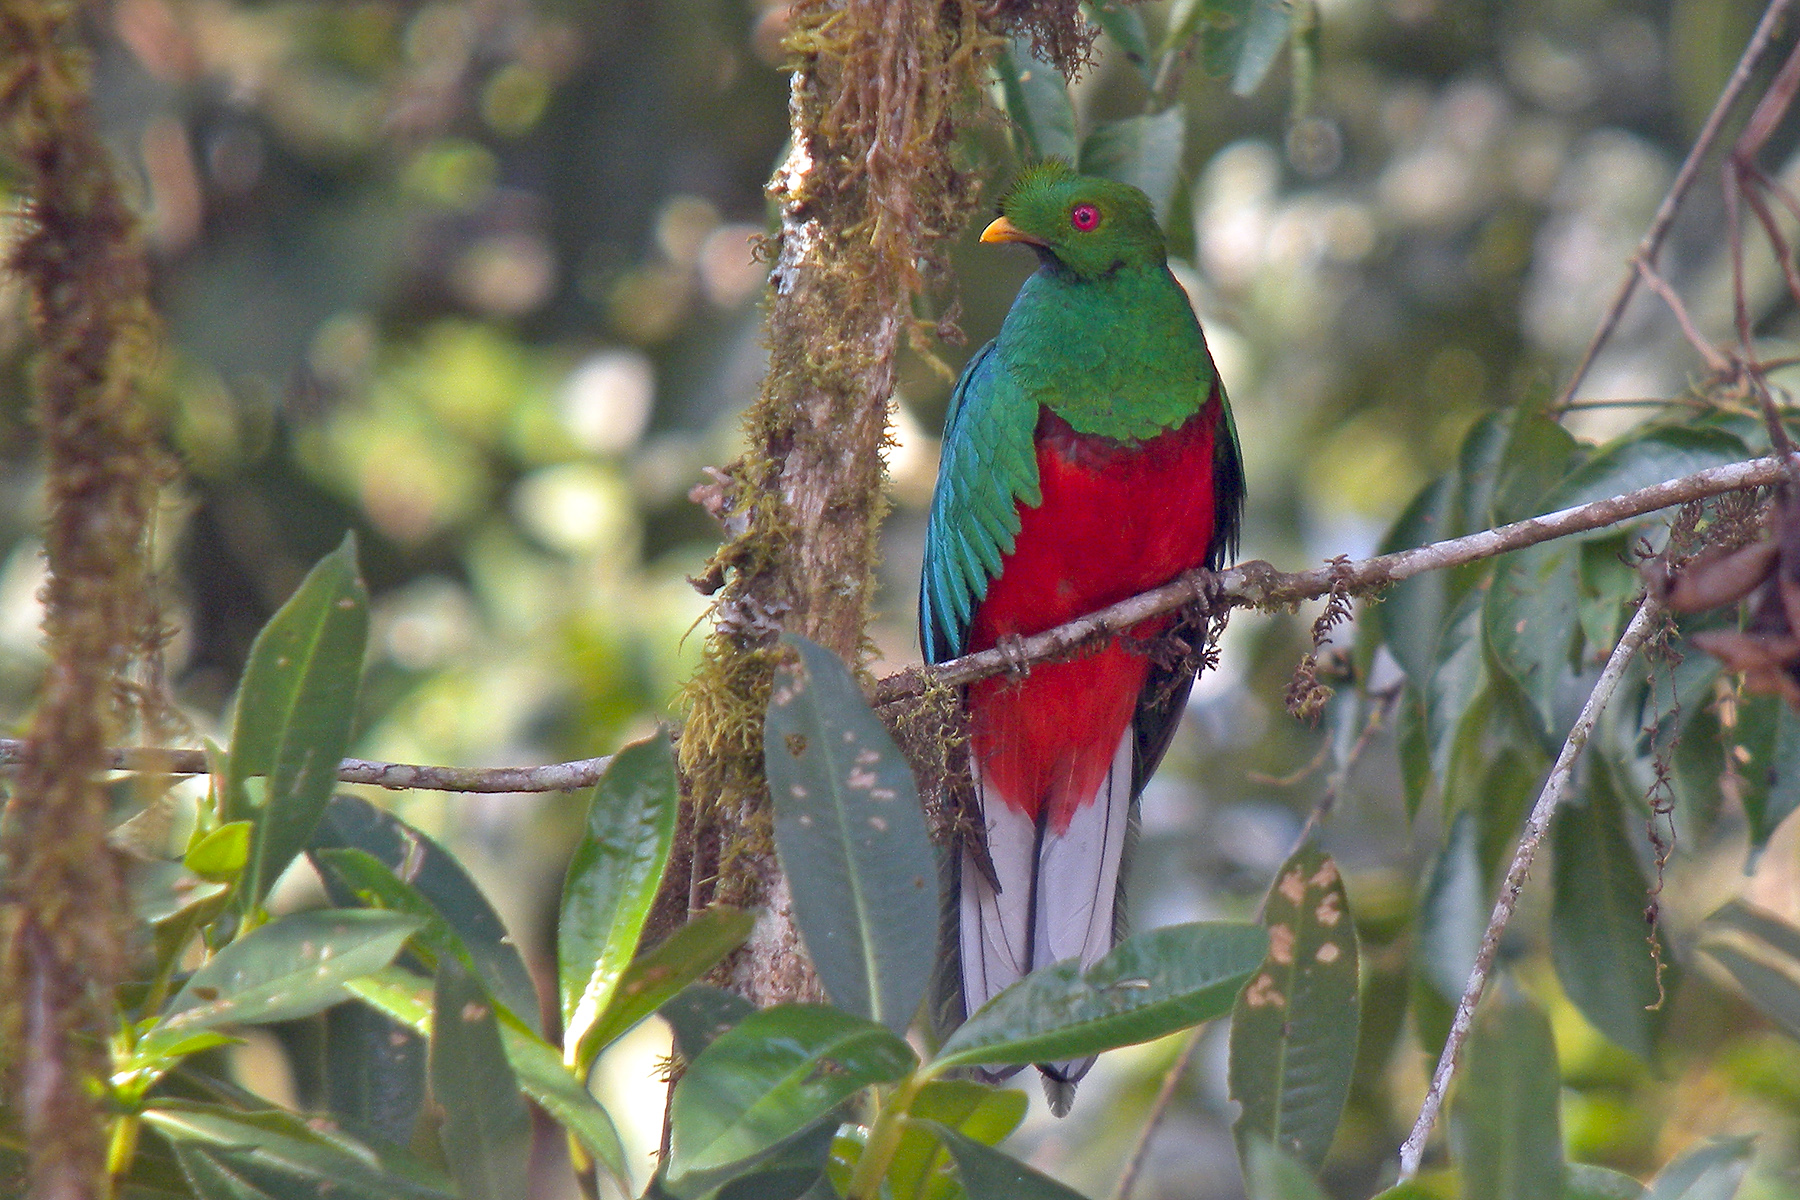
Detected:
left=980, top=216, right=1043, bottom=246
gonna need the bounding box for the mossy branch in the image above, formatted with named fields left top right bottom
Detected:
left=0, top=0, right=172, bottom=1195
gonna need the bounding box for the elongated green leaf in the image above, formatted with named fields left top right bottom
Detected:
left=1698, top=941, right=1800, bottom=1040
left=766, top=635, right=937, bottom=1033
left=1084, top=1, right=1152, bottom=81
left=1705, top=899, right=1800, bottom=962
left=145, top=1100, right=454, bottom=1200
left=924, top=1122, right=1086, bottom=1200
left=1375, top=476, right=1458, bottom=683
left=1734, top=696, right=1800, bottom=850
left=140, top=910, right=420, bottom=1058
left=228, top=534, right=369, bottom=913
left=712, top=1122, right=837, bottom=1200
left=887, top=1082, right=1028, bottom=1200
left=1644, top=1136, right=1753, bottom=1199
left=322, top=1000, right=425, bottom=1148
left=1540, top=427, right=1747, bottom=516
left=310, top=792, right=538, bottom=1032
left=1491, top=414, right=1581, bottom=526
left=171, top=1145, right=279, bottom=1200
left=1566, top=1163, right=1648, bottom=1199
left=343, top=965, right=630, bottom=1188
left=1552, top=762, right=1668, bottom=1062
left=560, top=734, right=680, bottom=1066
left=663, top=983, right=757, bottom=1061
left=1427, top=591, right=1492, bottom=794
left=431, top=961, right=531, bottom=1200
left=1449, top=986, right=1563, bottom=1200
left=1227, top=0, right=1294, bottom=95
left=665, top=1005, right=917, bottom=1195
left=1242, top=1139, right=1330, bottom=1200
left=582, top=906, right=754, bottom=1055
left=1413, top=808, right=1485, bottom=1054
left=1486, top=540, right=1585, bottom=745
left=994, top=39, right=1078, bottom=163
left=1079, top=109, right=1187, bottom=222
left=934, top=922, right=1267, bottom=1070
left=1230, top=848, right=1360, bottom=1173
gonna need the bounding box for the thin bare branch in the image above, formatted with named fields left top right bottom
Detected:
left=1635, top=258, right=1732, bottom=374
left=1554, top=0, right=1795, bottom=409
left=1107, top=1024, right=1205, bottom=1200
left=1398, top=596, right=1663, bottom=1179
left=0, top=740, right=614, bottom=794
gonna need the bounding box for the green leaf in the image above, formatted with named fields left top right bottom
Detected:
left=560, top=734, right=680, bottom=1067
left=1229, top=848, right=1360, bottom=1173
left=712, top=1122, right=837, bottom=1200
left=766, top=635, right=937, bottom=1033
left=665, top=1005, right=917, bottom=1195
left=1643, top=1136, right=1753, bottom=1199
left=186, top=822, right=253, bottom=883
left=131, top=859, right=229, bottom=929
left=170, top=1145, right=279, bottom=1200
left=227, top=534, right=369, bottom=914
left=662, top=983, right=757, bottom=1061
left=1242, top=1139, right=1330, bottom=1200
left=924, top=1122, right=1086, bottom=1200
left=310, top=792, right=539, bottom=1033
left=1079, top=109, right=1187, bottom=222
left=140, top=910, right=421, bottom=1058
left=145, top=1100, right=454, bottom=1200
left=1733, top=696, right=1800, bottom=850
left=431, top=961, right=531, bottom=1200
left=344, top=965, right=631, bottom=1188
left=1375, top=476, right=1458, bottom=683
left=1538, top=427, right=1748, bottom=517
left=1491, top=414, right=1581, bottom=526
left=933, top=921, right=1267, bottom=1071
left=322, top=1000, right=425, bottom=1148
left=1426, top=591, right=1492, bottom=796
left=1551, top=761, right=1668, bottom=1062
left=888, top=1082, right=1028, bottom=1200
left=1449, top=986, right=1563, bottom=1200
left=1414, top=809, right=1486, bottom=1041
left=1227, top=0, right=1294, bottom=95
left=1083, top=1, right=1152, bottom=81
left=583, top=906, right=754, bottom=1054
left=1698, top=940, right=1800, bottom=1040
left=1566, top=1163, right=1648, bottom=1199
left=994, top=39, right=1078, bottom=163
left=1485, top=540, right=1585, bottom=745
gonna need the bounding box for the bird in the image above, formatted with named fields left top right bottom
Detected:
left=919, top=160, right=1244, bottom=1114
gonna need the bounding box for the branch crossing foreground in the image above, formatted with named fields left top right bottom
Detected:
left=0, top=451, right=1781, bottom=793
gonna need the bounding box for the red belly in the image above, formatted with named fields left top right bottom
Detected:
left=966, top=400, right=1221, bottom=831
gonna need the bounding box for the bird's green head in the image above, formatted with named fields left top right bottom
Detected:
left=983, top=160, right=1166, bottom=279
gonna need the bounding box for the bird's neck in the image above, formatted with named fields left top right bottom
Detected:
left=997, top=262, right=1216, bottom=443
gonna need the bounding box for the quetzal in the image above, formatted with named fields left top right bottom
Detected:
left=920, top=161, right=1244, bottom=1113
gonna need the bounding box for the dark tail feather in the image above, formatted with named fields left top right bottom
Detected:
left=1038, top=1059, right=1093, bottom=1117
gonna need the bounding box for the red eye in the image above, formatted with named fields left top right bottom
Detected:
left=1070, top=203, right=1100, bottom=231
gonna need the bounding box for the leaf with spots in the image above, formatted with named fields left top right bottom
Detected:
left=139, top=909, right=421, bottom=1060
left=930, top=921, right=1267, bottom=1070
left=1228, top=846, right=1360, bottom=1175
left=664, top=1005, right=917, bottom=1198
left=558, top=734, right=680, bottom=1071
left=765, top=634, right=939, bottom=1033
left=579, top=906, right=754, bottom=1055
left=227, top=532, right=370, bottom=916
left=431, top=960, right=530, bottom=1200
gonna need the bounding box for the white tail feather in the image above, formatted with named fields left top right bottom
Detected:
left=958, top=758, right=1040, bottom=1017
left=1035, top=730, right=1134, bottom=972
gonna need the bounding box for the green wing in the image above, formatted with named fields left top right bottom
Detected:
left=919, top=341, right=1041, bottom=664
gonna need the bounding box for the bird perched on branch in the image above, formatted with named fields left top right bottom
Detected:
left=920, top=161, right=1244, bottom=1114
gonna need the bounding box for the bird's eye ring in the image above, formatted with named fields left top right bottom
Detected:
left=1070, top=203, right=1101, bottom=232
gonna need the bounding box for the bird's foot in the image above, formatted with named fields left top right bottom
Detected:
left=996, top=632, right=1032, bottom=680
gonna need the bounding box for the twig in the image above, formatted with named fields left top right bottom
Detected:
left=2, top=454, right=1786, bottom=794
left=1107, top=1024, right=1205, bottom=1200
left=876, top=452, right=1788, bottom=704
left=1554, top=0, right=1795, bottom=409
left=0, top=740, right=614, bottom=794
left=1397, top=596, right=1662, bottom=1179
left=1635, top=259, right=1733, bottom=375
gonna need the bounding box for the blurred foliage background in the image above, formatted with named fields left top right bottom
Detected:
left=4, top=0, right=1800, bottom=1196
